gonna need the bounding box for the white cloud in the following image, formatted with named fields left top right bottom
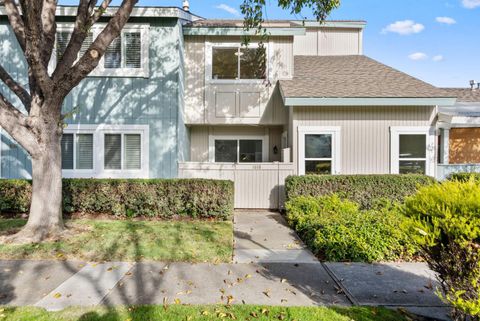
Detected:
left=382, top=20, right=425, bottom=35
left=433, top=55, right=444, bottom=62
left=215, top=4, right=240, bottom=16
left=436, top=16, right=456, bottom=24
left=462, top=0, right=480, bottom=8
left=409, top=52, right=429, bottom=61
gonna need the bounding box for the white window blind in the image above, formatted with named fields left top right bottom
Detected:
left=104, top=134, right=122, bottom=169
left=124, top=32, right=141, bottom=69
left=56, top=31, right=93, bottom=62
left=76, top=134, right=93, bottom=170
left=61, top=134, right=74, bottom=170
left=124, top=134, right=141, bottom=169
left=104, top=37, right=122, bottom=69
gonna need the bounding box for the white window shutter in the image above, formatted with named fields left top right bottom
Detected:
left=124, top=134, right=141, bottom=169
left=104, top=134, right=122, bottom=169
left=76, top=134, right=94, bottom=170
left=56, top=32, right=71, bottom=61
left=61, top=134, right=74, bottom=170
left=124, top=32, right=142, bottom=69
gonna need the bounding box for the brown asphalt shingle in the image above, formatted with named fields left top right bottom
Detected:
left=441, top=88, right=480, bottom=102
left=280, top=55, right=454, bottom=99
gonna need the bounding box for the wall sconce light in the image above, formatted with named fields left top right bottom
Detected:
left=273, top=145, right=278, bottom=154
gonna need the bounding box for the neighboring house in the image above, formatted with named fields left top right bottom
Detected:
left=437, top=87, right=480, bottom=179
left=0, top=5, right=467, bottom=209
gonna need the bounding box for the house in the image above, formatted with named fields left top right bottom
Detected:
left=437, top=86, right=480, bottom=179
left=0, top=4, right=465, bottom=209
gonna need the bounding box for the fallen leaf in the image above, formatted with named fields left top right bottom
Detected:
left=227, top=295, right=234, bottom=305
left=245, top=274, right=252, bottom=279
left=201, top=310, right=209, bottom=316
left=174, top=298, right=181, bottom=305
left=280, top=278, right=287, bottom=283
left=263, top=290, right=271, bottom=298
left=53, top=293, right=62, bottom=299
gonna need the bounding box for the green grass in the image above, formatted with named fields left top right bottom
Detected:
left=0, top=219, right=233, bottom=263
left=0, top=305, right=412, bottom=321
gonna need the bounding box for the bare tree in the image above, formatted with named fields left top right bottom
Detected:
left=0, top=0, right=138, bottom=243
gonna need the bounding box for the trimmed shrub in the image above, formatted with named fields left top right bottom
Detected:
left=404, top=179, right=480, bottom=321
left=0, top=178, right=234, bottom=220
left=285, top=174, right=435, bottom=209
left=286, top=195, right=417, bottom=262
left=449, top=172, right=480, bottom=182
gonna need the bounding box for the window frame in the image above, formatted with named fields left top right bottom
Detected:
left=208, top=135, right=269, bottom=163
left=61, top=131, right=96, bottom=173
left=62, top=124, right=149, bottom=179
left=50, top=24, right=150, bottom=78
left=205, top=42, right=270, bottom=84
left=102, top=132, right=143, bottom=172
left=390, top=126, right=435, bottom=176
left=298, top=126, right=341, bottom=175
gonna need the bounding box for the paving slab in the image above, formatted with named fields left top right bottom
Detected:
left=0, top=260, right=84, bottom=306
left=104, top=262, right=350, bottom=307
left=325, top=262, right=445, bottom=307
left=35, top=262, right=134, bottom=311
left=234, top=211, right=318, bottom=263
left=387, top=306, right=452, bottom=321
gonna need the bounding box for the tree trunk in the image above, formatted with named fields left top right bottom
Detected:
left=9, top=116, right=64, bottom=243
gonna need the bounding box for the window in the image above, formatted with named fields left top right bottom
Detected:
left=212, top=47, right=266, bottom=80
left=212, top=138, right=264, bottom=163
left=390, top=127, right=435, bottom=176
left=104, top=133, right=142, bottom=170
left=298, top=127, right=341, bottom=175
left=53, top=25, right=149, bottom=77
left=61, top=133, right=94, bottom=170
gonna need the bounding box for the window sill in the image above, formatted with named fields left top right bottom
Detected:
left=208, top=79, right=268, bottom=85
left=89, top=68, right=150, bottom=78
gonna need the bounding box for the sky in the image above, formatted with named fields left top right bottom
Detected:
left=61, top=0, right=480, bottom=88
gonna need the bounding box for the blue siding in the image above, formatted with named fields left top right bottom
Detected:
left=0, top=18, right=186, bottom=179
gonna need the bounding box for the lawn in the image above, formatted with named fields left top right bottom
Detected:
left=0, top=305, right=412, bottom=321
left=0, top=219, right=233, bottom=263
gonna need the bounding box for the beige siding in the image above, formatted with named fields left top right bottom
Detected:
left=293, top=28, right=363, bottom=56
left=184, top=36, right=290, bottom=125
left=292, top=106, right=436, bottom=174
left=189, top=125, right=284, bottom=162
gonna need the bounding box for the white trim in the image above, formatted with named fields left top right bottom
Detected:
left=51, top=24, right=150, bottom=78
left=62, top=124, right=149, bottom=179
left=297, top=126, right=341, bottom=175
left=390, top=126, right=435, bottom=176
left=205, top=41, right=270, bottom=84
left=208, top=135, right=268, bottom=163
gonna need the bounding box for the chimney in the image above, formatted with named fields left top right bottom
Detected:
left=183, top=0, right=190, bottom=11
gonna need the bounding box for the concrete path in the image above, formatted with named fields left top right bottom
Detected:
left=233, top=211, right=318, bottom=263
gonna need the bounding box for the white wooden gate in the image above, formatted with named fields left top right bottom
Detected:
left=178, top=162, right=295, bottom=209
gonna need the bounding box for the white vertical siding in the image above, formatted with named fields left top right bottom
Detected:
left=293, top=28, right=363, bottom=56
left=292, top=106, right=436, bottom=174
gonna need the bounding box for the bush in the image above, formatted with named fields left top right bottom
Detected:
left=449, top=172, right=480, bottom=182
left=285, top=174, right=435, bottom=209
left=404, top=180, right=480, bottom=321
left=286, top=195, right=417, bottom=262
left=0, top=179, right=234, bottom=220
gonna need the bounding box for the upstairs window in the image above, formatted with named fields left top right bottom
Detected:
left=212, top=47, right=266, bottom=80
left=54, top=25, right=149, bottom=78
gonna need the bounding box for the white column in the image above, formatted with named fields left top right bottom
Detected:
left=442, top=128, right=450, bottom=164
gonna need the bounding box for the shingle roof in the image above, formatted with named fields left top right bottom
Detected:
left=441, top=88, right=480, bottom=102
left=280, top=55, right=454, bottom=99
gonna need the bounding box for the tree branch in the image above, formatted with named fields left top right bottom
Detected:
left=3, top=0, right=26, bottom=52
left=0, top=64, right=32, bottom=110
left=41, top=0, right=57, bottom=66
left=90, top=0, right=112, bottom=25
left=0, top=93, right=40, bottom=156
left=56, top=0, right=137, bottom=94
left=18, top=0, right=54, bottom=96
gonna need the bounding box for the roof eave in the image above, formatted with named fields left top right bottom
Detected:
left=283, top=97, right=457, bottom=106
left=183, top=27, right=306, bottom=36
left=291, top=21, right=367, bottom=29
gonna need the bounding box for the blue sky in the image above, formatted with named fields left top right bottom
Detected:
left=62, top=0, right=480, bottom=88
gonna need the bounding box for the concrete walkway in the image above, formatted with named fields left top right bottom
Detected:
left=234, top=211, right=318, bottom=263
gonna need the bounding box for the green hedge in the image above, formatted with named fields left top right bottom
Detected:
left=0, top=179, right=234, bottom=220
left=286, top=195, right=417, bottom=262
left=285, top=175, right=435, bottom=209
left=448, top=172, right=480, bottom=182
